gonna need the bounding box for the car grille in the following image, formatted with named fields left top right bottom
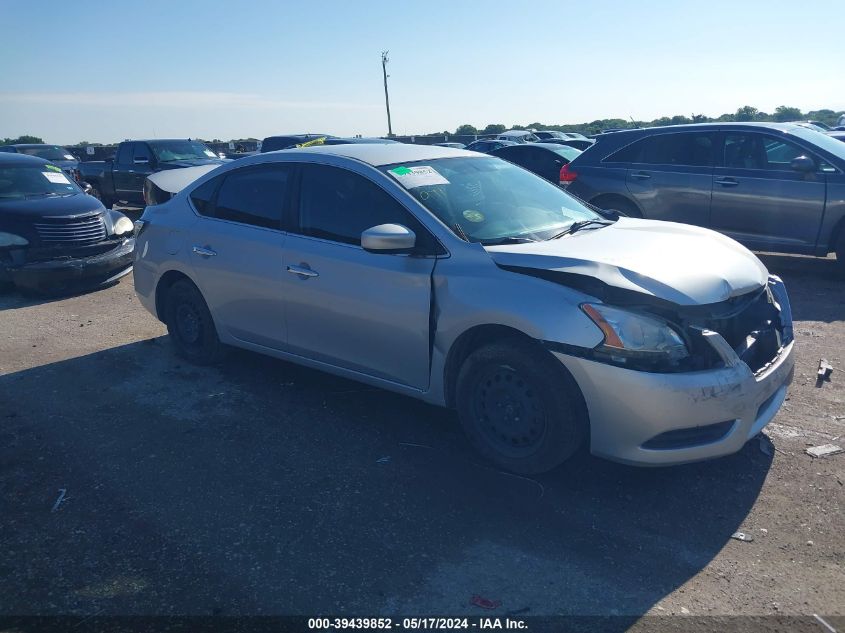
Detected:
left=33, top=214, right=106, bottom=244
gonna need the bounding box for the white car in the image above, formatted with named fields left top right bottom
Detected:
left=133, top=144, right=794, bottom=473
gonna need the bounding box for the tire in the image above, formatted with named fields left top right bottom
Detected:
left=455, top=339, right=588, bottom=474
left=595, top=197, right=641, bottom=218
left=164, top=279, right=225, bottom=365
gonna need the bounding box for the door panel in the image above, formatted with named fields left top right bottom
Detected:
left=624, top=132, right=715, bottom=226
left=710, top=132, right=826, bottom=250
left=188, top=219, right=287, bottom=348
left=283, top=163, right=437, bottom=390
left=128, top=143, right=154, bottom=205
left=186, top=164, right=291, bottom=348
left=283, top=235, right=434, bottom=389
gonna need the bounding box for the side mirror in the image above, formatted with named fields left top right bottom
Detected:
left=790, top=155, right=815, bottom=172
left=361, top=224, right=416, bottom=253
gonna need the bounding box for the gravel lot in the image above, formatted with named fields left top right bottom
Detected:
left=0, top=254, right=842, bottom=627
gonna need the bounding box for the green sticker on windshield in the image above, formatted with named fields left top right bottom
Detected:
left=462, top=209, right=485, bottom=223
left=388, top=165, right=449, bottom=188
left=45, top=164, right=62, bottom=172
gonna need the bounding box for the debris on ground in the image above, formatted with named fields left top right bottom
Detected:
left=816, top=359, right=834, bottom=387
left=730, top=531, right=754, bottom=542
left=51, top=488, right=67, bottom=512
left=376, top=456, right=391, bottom=464
left=758, top=434, right=774, bottom=457
left=470, top=595, right=501, bottom=610
left=805, top=444, right=844, bottom=458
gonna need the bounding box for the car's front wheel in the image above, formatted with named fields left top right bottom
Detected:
left=455, top=340, right=588, bottom=474
left=164, top=279, right=225, bottom=365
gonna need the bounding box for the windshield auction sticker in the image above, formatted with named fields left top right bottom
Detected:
left=42, top=171, right=71, bottom=184
left=388, top=165, right=449, bottom=188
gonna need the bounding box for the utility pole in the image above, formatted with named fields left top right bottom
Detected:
left=381, top=51, right=393, bottom=137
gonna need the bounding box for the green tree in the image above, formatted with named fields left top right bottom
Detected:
left=455, top=124, right=478, bottom=135
left=2, top=135, right=44, bottom=144
left=481, top=123, right=506, bottom=135
left=774, top=105, right=803, bottom=121
left=669, top=115, right=693, bottom=125
left=735, top=106, right=758, bottom=122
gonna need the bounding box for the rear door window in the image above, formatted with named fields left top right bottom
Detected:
left=133, top=143, right=152, bottom=163
left=189, top=176, right=221, bottom=216
left=640, top=133, right=714, bottom=166
left=116, top=143, right=133, bottom=166
left=212, top=166, right=290, bottom=229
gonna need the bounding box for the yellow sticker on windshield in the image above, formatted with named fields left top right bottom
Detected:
left=463, top=209, right=485, bottom=223
left=45, top=164, right=62, bottom=172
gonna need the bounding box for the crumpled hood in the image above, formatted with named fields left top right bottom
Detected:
left=485, top=218, right=769, bottom=306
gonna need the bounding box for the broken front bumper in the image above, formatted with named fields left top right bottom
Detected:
left=1, top=238, right=135, bottom=292
left=554, top=275, right=795, bottom=466
left=556, top=340, right=794, bottom=465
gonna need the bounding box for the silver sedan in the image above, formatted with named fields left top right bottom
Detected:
left=133, top=144, right=794, bottom=473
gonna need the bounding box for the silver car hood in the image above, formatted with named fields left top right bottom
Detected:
left=484, top=218, right=768, bottom=306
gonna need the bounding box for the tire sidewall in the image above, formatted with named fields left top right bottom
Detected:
left=456, top=341, right=588, bottom=474
left=165, top=280, right=223, bottom=364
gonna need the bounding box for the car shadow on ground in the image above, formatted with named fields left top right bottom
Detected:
left=0, top=337, right=773, bottom=627
left=0, top=281, right=124, bottom=311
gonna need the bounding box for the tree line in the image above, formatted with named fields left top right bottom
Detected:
left=450, top=105, right=844, bottom=137
left=4, top=105, right=843, bottom=147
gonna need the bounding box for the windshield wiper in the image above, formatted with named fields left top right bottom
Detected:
left=25, top=192, right=61, bottom=199
left=479, top=236, right=539, bottom=246
left=547, top=219, right=614, bottom=240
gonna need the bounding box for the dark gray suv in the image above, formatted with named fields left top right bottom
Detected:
left=565, top=123, right=845, bottom=270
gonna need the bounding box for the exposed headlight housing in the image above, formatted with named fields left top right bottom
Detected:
left=113, top=216, right=134, bottom=236
left=0, top=232, right=29, bottom=247
left=582, top=303, right=689, bottom=367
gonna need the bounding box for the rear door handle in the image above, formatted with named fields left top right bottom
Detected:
left=715, top=178, right=739, bottom=187
left=287, top=264, right=319, bottom=278
left=192, top=245, right=217, bottom=257
left=630, top=171, right=651, bottom=179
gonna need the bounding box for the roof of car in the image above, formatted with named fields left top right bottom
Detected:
left=0, top=152, right=50, bottom=166
left=498, top=130, right=534, bottom=136
left=262, top=143, right=479, bottom=166
left=7, top=143, right=66, bottom=149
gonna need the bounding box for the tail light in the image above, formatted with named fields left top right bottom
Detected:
left=560, top=163, right=577, bottom=183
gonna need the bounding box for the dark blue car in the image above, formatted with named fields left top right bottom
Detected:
left=0, top=153, right=135, bottom=293
left=565, top=122, right=845, bottom=270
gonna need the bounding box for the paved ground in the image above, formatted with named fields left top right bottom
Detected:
left=0, top=255, right=842, bottom=627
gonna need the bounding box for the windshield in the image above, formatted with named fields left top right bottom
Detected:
left=18, top=146, right=76, bottom=161
left=381, top=157, right=601, bottom=244
left=0, top=164, right=82, bottom=201
left=790, top=126, right=845, bottom=162
left=150, top=141, right=218, bottom=162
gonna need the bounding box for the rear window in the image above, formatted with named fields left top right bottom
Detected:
left=605, top=133, right=713, bottom=167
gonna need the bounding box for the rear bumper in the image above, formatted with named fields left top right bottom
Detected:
left=1, top=238, right=135, bottom=292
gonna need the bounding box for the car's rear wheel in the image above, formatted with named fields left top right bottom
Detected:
left=164, top=279, right=225, bottom=365
left=455, top=340, right=588, bottom=474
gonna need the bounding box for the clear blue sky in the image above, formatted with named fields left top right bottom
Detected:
left=1, top=0, right=842, bottom=144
